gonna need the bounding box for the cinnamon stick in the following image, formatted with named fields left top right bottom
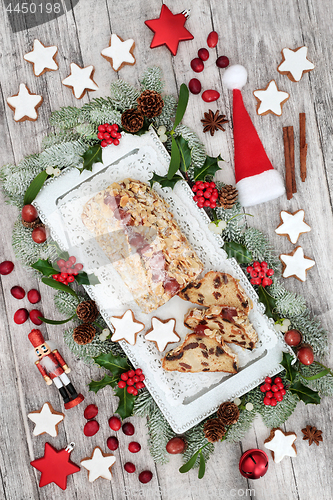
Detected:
left=299, top=113, right=307, bottom=181
left=283, top=126, right=293, bottom=200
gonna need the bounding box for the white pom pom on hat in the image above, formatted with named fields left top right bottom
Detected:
left=222, top=65, right=248, bottom=90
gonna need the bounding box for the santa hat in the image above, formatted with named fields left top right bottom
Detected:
left=222, top=65, right=285, bottom=207
left=28, top=329, right=45, bottom=347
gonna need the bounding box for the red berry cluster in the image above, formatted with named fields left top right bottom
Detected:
left=261, top=376, right=286, bottom=406
left=117, top=368, right=145, bottom=396
left=52, top=256, right=84, bottom=285
left=192, top=181, right=218, bottom=209
left=97, top=123, right=121, bottom=148
left=246, top=261, right=274, bottom=287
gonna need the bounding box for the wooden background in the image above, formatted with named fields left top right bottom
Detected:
left=1, top=0, right=333, bottom=499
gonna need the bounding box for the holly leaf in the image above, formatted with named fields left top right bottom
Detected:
left=75, top=271, right=100, bottom=286
left=198, top=452, right=206, bottom=479
left=223, top=241, right=252, bottom=264
left=24, top=170, right=48, bottom=205
left=41, top=277, right=78, bottom=299
left=89, top=374, right=117, bottom=393
left=289, top=381, right=321, bottom=405
left=258, top=285, right=279, bottom=321
left=167, top=136, right=181, bottom=179
left=149, top=172, right=183, bottom=190
left=93, top=352, right=130, bottom=377
left=114, top=386, right=136, bottom=419
left=80, top=145, right=102, bottom=172
left=31, top=259, right=58, bottom=277
left=179, top=450, right=201, bottom=473
left=193, top=154, right=223, bottom=181
left=280, top=352, right=298, bottom=383
left=173, top=83, right=189, bottom=130
left=175, top=136, right=192, bottom=173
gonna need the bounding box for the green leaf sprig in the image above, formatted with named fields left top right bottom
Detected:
left=280, top=352, right=321, bottom=405
left=80, top=144, right=103, bottom=172
left=24, top=171, right=48, bottom=204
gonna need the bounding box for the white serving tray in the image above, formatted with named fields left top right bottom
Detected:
left=34, top=129, right=293, bottom=433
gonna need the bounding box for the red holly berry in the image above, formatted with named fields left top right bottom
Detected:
left=275, top=392, right=283, bottom=402
left=135, top=368, right=142, bottom=375
left=127, top=386, right=134, bottom=394
left=265, top=377, right=272, bottom=384
left=122, top=422, right=135, bottom=436
left=270, top=398, right=277, bottom=406
left=128, top=370, right=135, bottom=378
left=27, top=289, right=41, bottom=304
left=276, top=382, right=284, bottom=390
left=22, top=204, right=38, bottom=222
left=128, top=441, right=141, bottom=453
left=109, top=416, right=121, bottom=431
left=136, top=381, right=145, bottom=389
left=207, top=31, right=218, bottom=48
left=198, top=48, right=209, bottom=61
left=262, top=278, right=272, bottom=287
left=280, top=388, right=286, bottom=396
left=75, top=263, right=83, bottom=271
left=263, top=397, right=271, bottom=405
left=30, top=309, right=43, bottom=325
left=247, top=266, right=253, bottom=273
left=14, top=308, right=29, bottom=324
left=260, top=385, right=266, bottom=393
left=11, top=286, right=25, bottom=299
left=32, top=226, right=47, bottom=244
left=274, top=377, right=282, bottom=384
left=118, top=380, right=126, bottom=389
left=0, top=260, right=14, bottom=275
left=266, top=391, right=273, bottom=399
left=127, top=378, right=134, bottom=386
left=84, top=404, right=98, bottom=420
left=216, top=56, right=229, bottom=68
left=264, top=383, right=271, bottom=391
left=107, top=436, right=119, bottom=451
left=191, top=57, right=204, bottom=72
left=139, top=374, right=145, bottom=381
left=83, top=420, right=99, bottom=437
left=124, top=462, right=136, bottom=473
left=121, top=372, right=128, bottom=381
left=139, top=470, right=153, bottom=484
left=271, top=385, right=279, bottom=393
left=132, top=388, right=138, bottom=396
left=266, top=268, right=274, bottom=276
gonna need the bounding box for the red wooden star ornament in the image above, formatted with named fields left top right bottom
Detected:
left=145, top=5, right=194, bottom=56
left=30, top=442, right=80, bottom=490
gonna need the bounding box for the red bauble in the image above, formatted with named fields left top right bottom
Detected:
left=83, top=420, right=99, bottom=437
left=107, top=436, right=119, bottom=451
left=32, top=226, right=47, bottom=244
left=27, top=289, right=41, bottom=304
left=124, top=462, right=136, bottom=473
left=122, top=422, right=135, bottom=436
left=84, top=404, right=98, bottom=420
left=22, top=204, right=38, bottom=222
left=207, top=31, right=218, bottom=48
left=109, top=416, right=121, bottom=431
left=145, top=5, right=194, bottom=56
left=30, top=442, right=80, bottom=490
left=216, top=56, right=230, bottom=68
left=0, top=260, right=14, bottom=275
left=202, top=89, right=220, bottom=102
left=166, top=437, right=186, bottom=454
left=284, top=329, right=302, bottom=347
left=297, top=344, right=314, bottom=365
left=128, top=441, right=141, bottom=453
left=139, top=470, right=153, bottom=484
left=191, top=57, right=204, bottom=73
left=14, top=308, right=29, bottom=324
left=11, top=286, right=25, bottom=299
left=30, top=309, right=43, bottom=325
left=239, top=449, right=269, bottom=479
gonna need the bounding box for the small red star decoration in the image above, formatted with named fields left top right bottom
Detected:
left=30, top=442, right=80, bottom=490
left=145, top=4, right=194, bottom=56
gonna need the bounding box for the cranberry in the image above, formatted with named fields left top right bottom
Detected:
left=32, top=227, right=47, bottom=244
left=22, top=204, right=38, bottom=222
left=188, top=78, right=202, bottom=95
left=207, top=31, right=218, bottom=48
left=109, top=416, right=121, bottom=431
left=11, top=286, right=25, bottom=299
left=124, top=462, right=136, bottom=473
left=297, top=344, right=314, bottom=365
left=27, top=289, right=41, bottom=304
left=139, top=470, right=153, bottom=484
left=0, top=261, right=14, bottom=275
left=191, top=57, right=204, bottom=73
left=83, top=420, right=99, bottom=437
left=128, top=441, right=141, bottom=453
left=29, top=309, right=43, bottom=325
left=14, top=308, right=29, bottom=324
left=107, top=436, right=119, bottom=451
left=166, top=437, right=186, bottom=454
left=216, top=56, right=229, bottom=68
left=202, top=90, right=220, bottom=102
left=284, top=329, right=302, bottom=347
left=122, top=422, right=135, bottom=436
left=198, top=48, right=209, bottom=61
left=84, top=404, right=98, bottom=420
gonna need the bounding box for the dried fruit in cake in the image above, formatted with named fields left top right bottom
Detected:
left=184, top=305, right=258, bottom=350
left=81, top=179, right=203, bottom=314
left=162, top=328, right=238, bottom=373
left=178, top=271, right=252, bottom=314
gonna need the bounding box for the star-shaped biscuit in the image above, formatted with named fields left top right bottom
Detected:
left=253, top=80, right=289, bottom=116
left=145, top=317, right=180, bottom=352
left=101, top=34, right=136, bottom=71
left=264, top=428, right=297, bottom=463
left=279, top=246, right=315, bottom=282
left=277, top=46, right=315, bottom=82
left=80, top=447, right=116, bottom=482
left=24, top=39, right=58, bottom=77
left=62, top=63, right=99, bottom=99
left=110, top=309, right=145, bottom=345
left=275, top=210, right=311, bottom=244
left=7, top=83, right=43, bottom=122
left=28, top=402, right=64, bottom=437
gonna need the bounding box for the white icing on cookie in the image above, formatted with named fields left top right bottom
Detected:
left=280, top=246, right=315, bottom=281
left=62, top=63, right=99, bottom=99
left=110, top=309, right=144, bottom=345
left=253, top=80, right=289, bottom=116
left=28, top=402, right=64, bottom=437
left=81, top=447, right=116, bottom=482
left=101, top=34, right=135, bottom=71
left=24, top=39, right=58, bottom=77
left=275, top=210, right=311, bottom=244
left=264, top=429, right=297, bottom=463
left=277, top=47, right=315, bottom=82
left=145, top=317, right=180, bottom=352
left=7, top=84, right=43, bottom=121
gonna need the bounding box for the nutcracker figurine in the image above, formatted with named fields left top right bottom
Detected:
left=28, top=329, right=84, bottom=409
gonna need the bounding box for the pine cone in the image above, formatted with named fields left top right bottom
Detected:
left=137, top=90, right=164, bottom=118
left=73, top=324, right=96, bottom=345
left=218, top=185, right=238, bottom=209
left=121, top=108, right=144, bottom=133
left=203, top=418, right=226, bottom=442
left=76, top=300, right=99, bottom=322
left=217, top=402, right=240, bottom=426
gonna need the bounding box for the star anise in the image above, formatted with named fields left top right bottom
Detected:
left=301, top=425, right=323, bottom=446
left=201, top=109, right=229, bottom=136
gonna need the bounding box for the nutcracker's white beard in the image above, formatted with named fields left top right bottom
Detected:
left=40, top=356, right=58, bottom=372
